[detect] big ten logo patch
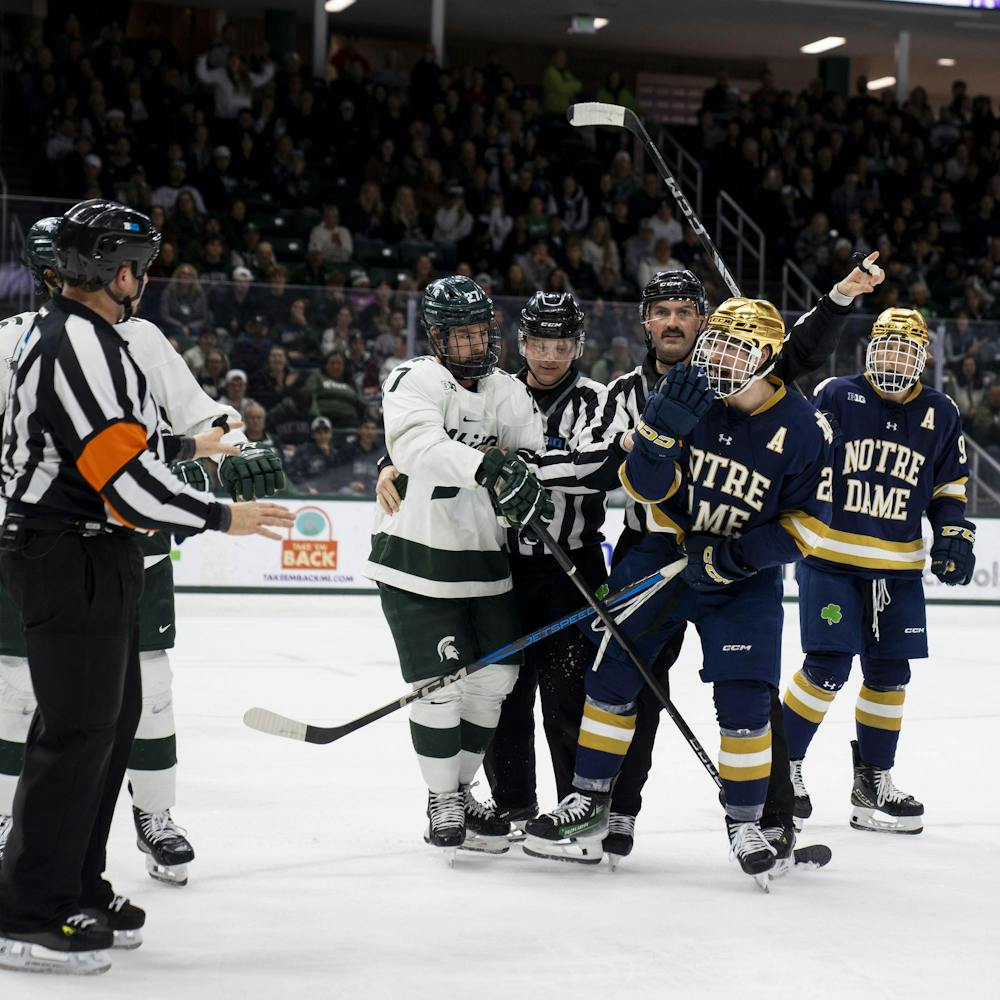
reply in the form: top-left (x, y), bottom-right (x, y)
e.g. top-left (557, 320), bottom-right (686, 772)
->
top-left (281, 507), bottom-right (338, 570)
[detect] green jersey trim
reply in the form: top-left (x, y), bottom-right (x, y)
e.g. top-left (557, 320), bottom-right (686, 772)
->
top-left (369, 532), bottom-right (510, 584)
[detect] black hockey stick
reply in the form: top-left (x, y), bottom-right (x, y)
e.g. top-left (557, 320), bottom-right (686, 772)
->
top-left (243, 559), bottom-right (686, 745)
top-left (567, 102), bottom-right (741, 299)
top-left (529, 521), bottom-right (722, 789)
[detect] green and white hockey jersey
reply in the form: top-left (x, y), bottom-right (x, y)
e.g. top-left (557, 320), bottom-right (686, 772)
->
top-left (366, 356), bottom-right (545, 598)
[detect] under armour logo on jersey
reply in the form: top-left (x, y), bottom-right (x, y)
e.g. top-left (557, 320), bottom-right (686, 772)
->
top-left (436, 636), bottom-right (460, 662)
top-left (886, 420), bottom-right (898, 431)
top-left (718, 433), bottom-right (733, 446)
top-left (822, 679), bottom-right (837, 689)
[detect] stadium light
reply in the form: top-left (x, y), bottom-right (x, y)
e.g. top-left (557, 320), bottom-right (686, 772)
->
top-left (800, 36), bottom-right (846, 54)
top-left (324, 0), bottom-right (356, 11)
top-left (569, 15), bottom-right (609, 33)
top-left (937, 57), bottom-right (957, 66)
top-left (867, 76), bottom-right (896, 90)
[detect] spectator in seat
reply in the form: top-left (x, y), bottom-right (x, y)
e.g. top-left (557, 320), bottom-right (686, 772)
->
top-left (383, 184), bottom-right (426, 242)
top-left (213, 265), bottom-right (259, 340)
top-left (243, 400), bottom-right (282, 452)
top-left (335, 418), bottom-right (383, 495)
top-left (555, 175), bottom-right (590, 235)
top-left (160, 263), bottom-right (212, 341)
top-left (152, 160), bottom-right (206, 213)
top-left (591, 336), bottom-right (634, 386)
top-left (250, 345), bottom-right (300, 411)
top-left (183, 327), bottom-right (219, 377)
top-left (795, 211), bottom-right (834, 280)
top-left (231, 312), bottom-right (273, 374)
top-left (268, 386), bottom-right (315, 450)
top-left (562, 238), bottom-right (597, 298)
top-left (971, 383), bottom-right (1000, 448)
top-left (645, 199), bottom-right (683, 246)
top-left (276, 297), bottom-right (320, 365)
top-left (288, 416), bottom-right (342, 493)
top-left (306, 351), bottom-right (367, 428)
top-left (221, 368), bottom-right (255, 419)
top-left (168, 189), bottom-right (206, 263)
top-left (195, 48), bottom-right (275, 120)
top-left (945, 355), bottom-right (989, 430)
top-left (308, 204), bottom-right (354, 263)
top-left (541, 48), bottom-right (581, 116)
top-left (582, 215), bottom-right (621, 281)
top-left (197, 348), bottom-right (229, 400)
top-left (637, 238), bottom-right (683, 291)
top-left (433, 185), bottom-right (474, 244)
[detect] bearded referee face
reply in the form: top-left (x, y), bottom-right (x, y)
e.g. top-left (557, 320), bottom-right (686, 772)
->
top-left (643, 299), bottom-right (704, 367)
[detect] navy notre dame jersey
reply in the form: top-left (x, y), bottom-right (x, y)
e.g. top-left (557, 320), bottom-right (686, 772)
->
top-left (803, 374), bottom-right (969, 579)
top-left (621, 376), bottom-right (836, 570)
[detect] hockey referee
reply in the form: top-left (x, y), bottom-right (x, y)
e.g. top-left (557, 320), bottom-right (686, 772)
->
top-left (0, 200), bottom-right (292, 976)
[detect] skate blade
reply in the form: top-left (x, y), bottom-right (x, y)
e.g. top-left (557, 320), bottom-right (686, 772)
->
top-left (0, 939), bottom-right (112, 975)
top-left (459, 834), bottom-right (510, 855)
top-left (753, 874), bottom-right (770, 893)
top-left (850, 808), bottom-right (923, 835)
top-left (767, 857), bottom-right (792, 880)
top-left (606, 852), bottom-right (626, 872)
top-left (792, 816), bottom-right (804, 833)
top-left (145, 856), bottom-right (189, 887)
top-left (522, 835), bottom-right (603, 865)
top-left (112, 929), bottom-right (143, 950)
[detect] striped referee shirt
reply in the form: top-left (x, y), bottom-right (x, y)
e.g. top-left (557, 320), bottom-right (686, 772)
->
top-left (1, 295), bottom-right (228, 535)
top-left (512, 365), bottom-right (610, 556)
top-left (571, 290), bottom-right (856, 538)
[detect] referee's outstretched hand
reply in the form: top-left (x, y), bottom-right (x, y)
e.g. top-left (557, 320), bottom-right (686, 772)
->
top-left (226, 501), bottom-right (295, 540)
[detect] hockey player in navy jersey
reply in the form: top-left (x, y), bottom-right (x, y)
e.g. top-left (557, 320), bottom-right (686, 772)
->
top-left (524, 299), bottom-right (835, 885)
top-left (782, 308), bottom-right (974, 835)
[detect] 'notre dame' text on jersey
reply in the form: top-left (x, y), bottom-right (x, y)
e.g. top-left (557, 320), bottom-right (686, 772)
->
top-left (804, 374), bottom-right (969, 578)
top-left (366, 356), bottom-right (545, 598)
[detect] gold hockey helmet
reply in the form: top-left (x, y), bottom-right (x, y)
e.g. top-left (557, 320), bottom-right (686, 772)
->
top-left (866, 307), bottom-right (929, 393)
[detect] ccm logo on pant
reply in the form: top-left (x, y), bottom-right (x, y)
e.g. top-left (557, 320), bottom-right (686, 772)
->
top-left (903, 627), bottom-right (925, 634)
top-left (722, 644), bottom-right (753, 651)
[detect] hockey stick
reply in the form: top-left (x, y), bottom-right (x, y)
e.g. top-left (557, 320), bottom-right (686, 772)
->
top-left (567, 102), bottom-right (741, 298)
top-left (243, 560), bottom-right (686, 745)
top-left (529, 521), bottom-right (722, 789)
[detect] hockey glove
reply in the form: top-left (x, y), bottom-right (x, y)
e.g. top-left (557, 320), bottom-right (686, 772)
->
top-left (170, 459), bottom-right (210, 494)
top-left (476, 448), bottom-right (554, 530)
top-left (634, 365), bottom-right (715, 463)
top-left (682, 534), bottom-right (756, 592)
top-left (930, 521), bottom-right (976, 586)
top-left (219, 443), bottom-right (286, 500)
top-left (819, 409), bottom-right (843, 449)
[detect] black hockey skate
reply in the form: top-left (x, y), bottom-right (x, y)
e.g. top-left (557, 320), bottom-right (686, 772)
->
top-left (460, 785), bottom-right (511, 855)
top-left (762, 822), bottom-right (832, 878)
top-left (726, 816), bottom-right (777, 891)
top-left (134, 807), bottom-right (195, 886)
top-left (0, 813), bottom-right (11, 863)
top-left (495, 800), bottom-right (538, 842)
top-left (849, 740), bottom-right (923, 834)
top-left (603, 813), bottom-right (635, 872)
top-left (0, 912), bottom-right (113, 975)
top-left (424, 790), bottom-right (465, 863)
top-left (87, 896), bottom-right (145, 950)
top-left (522, 790), bottom-right (609, 865)
top-left (789, 759), bottom-right (812, 831)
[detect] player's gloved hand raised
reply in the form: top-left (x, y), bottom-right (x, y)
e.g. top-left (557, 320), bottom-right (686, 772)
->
top-left (476, 448), bottom-right (554, 530)
top-left (930, 521), bottom-right (976, 585)
top-left (219, 443), bottom-right (286, 500)
top-left (170, 459), bottom-right (210, 493)
top-left (682, 534), bottom-right (756, 592)
top-left (634, 364), bottom-right (715, 462)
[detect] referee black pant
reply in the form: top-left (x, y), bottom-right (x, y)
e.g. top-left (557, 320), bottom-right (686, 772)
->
top-left (608, 528), bottom-right (794, 827)
top-left (485, 544), bottom-right (608, 810)
top-left (0, 529), bottom-right (143, 930)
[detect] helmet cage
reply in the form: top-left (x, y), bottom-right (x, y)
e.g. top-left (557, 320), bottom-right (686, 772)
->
top-left (691, 328), bottom-right (766, 399)
top-left (865, 334), bottom-right (927, 393)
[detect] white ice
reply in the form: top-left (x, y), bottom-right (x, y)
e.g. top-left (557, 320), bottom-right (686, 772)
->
top-left (11, 595), bottom-right (999, 1000)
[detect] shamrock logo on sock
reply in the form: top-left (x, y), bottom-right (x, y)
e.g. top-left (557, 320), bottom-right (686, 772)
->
top-left (820, 603), bottom-right (843, 625)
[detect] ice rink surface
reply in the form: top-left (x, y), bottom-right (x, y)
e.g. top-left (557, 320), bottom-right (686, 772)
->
top-left (12, 594), bottom-right (999, 1000)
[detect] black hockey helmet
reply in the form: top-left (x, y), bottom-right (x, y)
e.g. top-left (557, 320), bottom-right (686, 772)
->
top-left (22, 216), bottom-right (60, 296)
top-left (639, 269), bottom-right (707, 320)
top-left (518, 291), bottom-right (585, 356)
top-left (55, 199), bottom-right (162, 319)
top-left (420, 275), bottom-right (500, 381)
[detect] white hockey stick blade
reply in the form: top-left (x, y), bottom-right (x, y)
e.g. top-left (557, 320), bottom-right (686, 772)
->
top-left (567, 102), bottom-right (627, 128)
top-left (243, 707), bottom-right (308, 742)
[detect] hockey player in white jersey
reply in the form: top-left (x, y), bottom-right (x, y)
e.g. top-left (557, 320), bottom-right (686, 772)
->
top-left (0, 217), bottom-right (286, 886)
top-left (365, 275), bottom-right (552, 858)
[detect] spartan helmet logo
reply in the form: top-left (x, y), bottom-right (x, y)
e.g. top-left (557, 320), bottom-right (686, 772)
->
top-left (436, 636), bottom-right (460, 662)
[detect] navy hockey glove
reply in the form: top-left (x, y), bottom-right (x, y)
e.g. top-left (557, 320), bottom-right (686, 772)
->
top-left (682, 534), bottom-right (756, 592)
top-left (220, 443), bottom-right (286, 500)
top-left (170, 459), bottom-right (210, 493)
top-left (476, 448), bottom-right (554, 530)
top-left (634, 365), bottom-right (715, 462)
top-left (930, 521), bottom-right (976, 585)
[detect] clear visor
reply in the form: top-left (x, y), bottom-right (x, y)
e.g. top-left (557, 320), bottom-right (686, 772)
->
top-left (865, 334), bottom-right (926, 393)
top-left (518, 333), bottom-right (583, 361)
top-left (690, 329), bottom-right (763, 399)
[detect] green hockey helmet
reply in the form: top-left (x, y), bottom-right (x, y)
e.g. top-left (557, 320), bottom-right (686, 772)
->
top-left (420, 275), bottom-right (500, 380)
top-left (22, 216), bottom-right (61, 295)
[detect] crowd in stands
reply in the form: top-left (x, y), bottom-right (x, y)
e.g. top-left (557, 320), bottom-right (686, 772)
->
top-left (4, 14), bottom-right (1000, 468)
